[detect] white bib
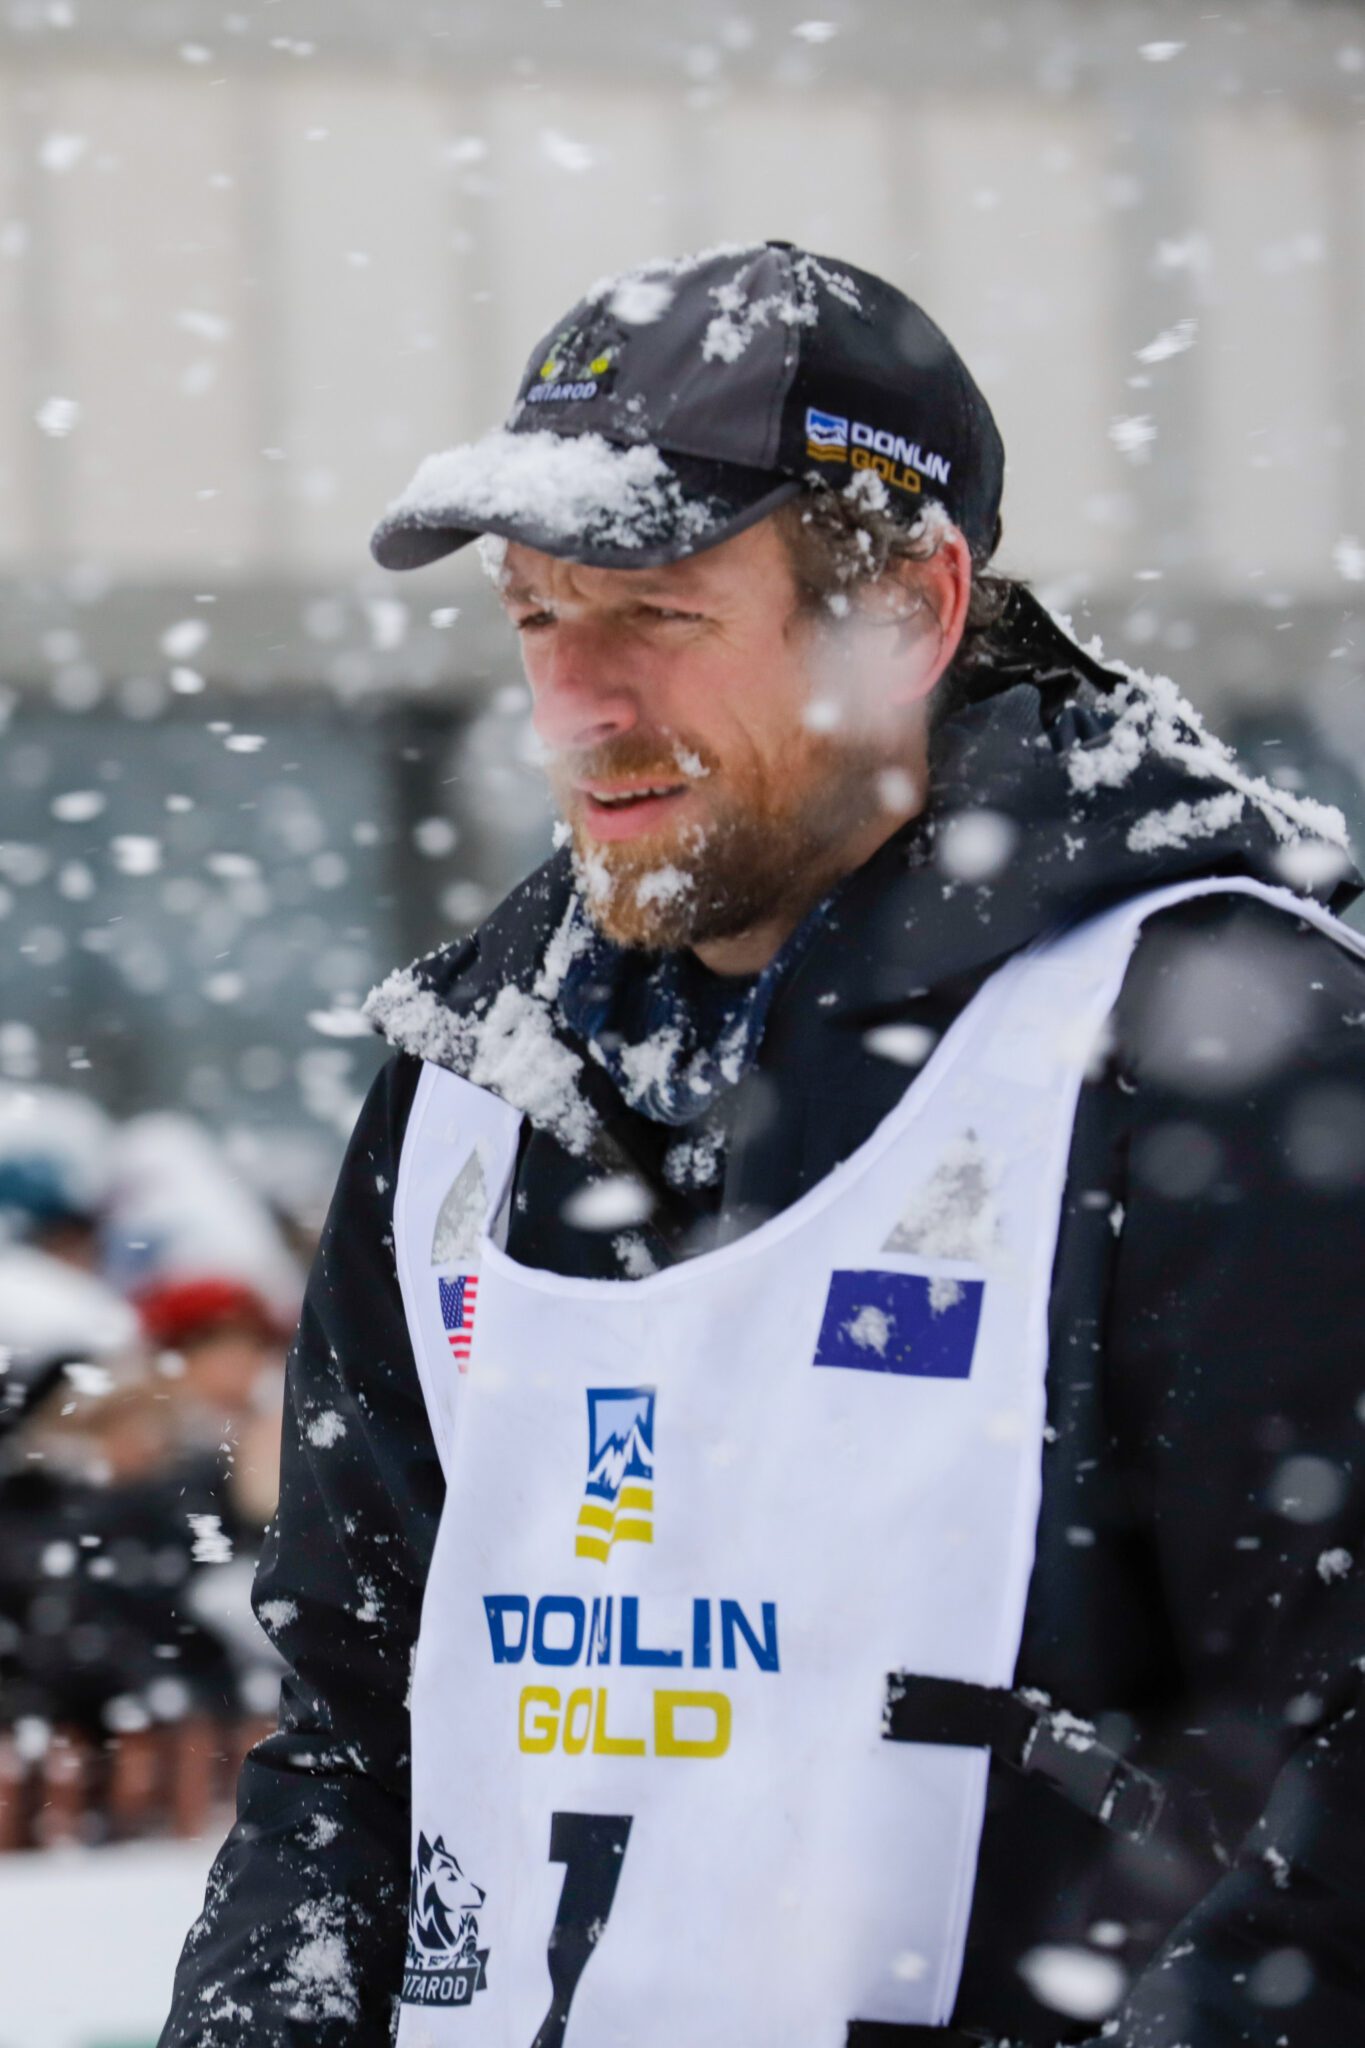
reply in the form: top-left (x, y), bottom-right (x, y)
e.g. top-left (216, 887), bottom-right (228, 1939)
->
top-left (390, 879), bottom-right (1363, 2048)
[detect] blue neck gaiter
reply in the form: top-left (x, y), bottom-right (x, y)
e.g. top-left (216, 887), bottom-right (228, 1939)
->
top-left (555, 891), bottom-right (832, 1127)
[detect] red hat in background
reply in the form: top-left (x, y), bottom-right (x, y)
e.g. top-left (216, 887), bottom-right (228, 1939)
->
top-left (132, 1275), bottom-right (292, 1350)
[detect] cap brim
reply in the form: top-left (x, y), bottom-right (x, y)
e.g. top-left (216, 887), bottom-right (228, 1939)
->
top-left (370, 428), bottom-right (801, 573)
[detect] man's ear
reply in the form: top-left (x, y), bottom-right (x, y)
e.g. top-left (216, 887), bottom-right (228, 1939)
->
top-left (871, 530), bottom-right (973, 707)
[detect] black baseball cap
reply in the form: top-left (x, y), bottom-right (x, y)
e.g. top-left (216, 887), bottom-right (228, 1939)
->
top-left (370, 241), bottom-right (1007, 574)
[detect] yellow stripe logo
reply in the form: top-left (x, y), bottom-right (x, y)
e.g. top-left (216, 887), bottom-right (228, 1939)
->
top-left (577, 1390), bottom-right (655, 1564)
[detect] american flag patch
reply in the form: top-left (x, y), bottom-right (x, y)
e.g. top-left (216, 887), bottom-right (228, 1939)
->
top-left (438, 1273), bottom-right (479, 1372)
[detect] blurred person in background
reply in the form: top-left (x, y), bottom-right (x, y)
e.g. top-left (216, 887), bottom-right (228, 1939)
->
top-left (0, 1099), bottom-right (296, 1851)
top-left (162, 246), bottom-right (1365, 2048)
top-left (0, 1082), bottom-right (115, 1272)
top-left (104, 1107), bottom-right (298, 1558)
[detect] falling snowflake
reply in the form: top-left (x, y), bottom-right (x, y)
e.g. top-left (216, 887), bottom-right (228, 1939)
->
top-left (35, 396), bottom-right (80, 437)
top-left (539, 129), bottom-right (595, 173)
top-left (1135, 318), bottom-right (1197, 365)
top-left (1332, 536), bottom-right (1365, 583)
top-left (1109, 415), bottom-right (1157, 465)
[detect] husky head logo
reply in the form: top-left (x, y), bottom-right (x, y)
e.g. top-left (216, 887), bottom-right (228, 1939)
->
top-left (407, 1833), bottom-right (486, 1964)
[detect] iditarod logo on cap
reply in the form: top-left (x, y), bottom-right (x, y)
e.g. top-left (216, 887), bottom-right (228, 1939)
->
top-left (576, 1387), bottom-right (655, 1562)
top-left (402, 1833), bottom-right (490, 2008)
top-left (525, 326), bottom-right (620, 406)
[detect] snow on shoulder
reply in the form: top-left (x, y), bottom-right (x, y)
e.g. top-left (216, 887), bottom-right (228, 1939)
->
top-left (363, 901), bottom-right (598, 1158)
top-left (1053, 615), bottom-right (1351, 865)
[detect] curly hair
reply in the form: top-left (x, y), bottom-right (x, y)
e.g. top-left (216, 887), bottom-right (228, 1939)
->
top-left (773, 481), bottom-right (1033, 727)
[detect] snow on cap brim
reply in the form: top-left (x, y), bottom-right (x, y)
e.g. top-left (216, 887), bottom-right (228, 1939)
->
top-left (370, 427), bottom-right (800, 572)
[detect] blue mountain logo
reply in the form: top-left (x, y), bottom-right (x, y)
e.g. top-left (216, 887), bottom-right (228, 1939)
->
top-left (805, 406), bottom-right (849, 459)
top-left (577, 1388), bottom-right (655, 1562)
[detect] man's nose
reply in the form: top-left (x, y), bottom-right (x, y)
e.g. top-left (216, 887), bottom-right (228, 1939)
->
top-left (527, 621), bottom-right (641, 753)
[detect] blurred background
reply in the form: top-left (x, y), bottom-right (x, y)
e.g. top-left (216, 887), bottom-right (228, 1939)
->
top-left (4, 0), bottom-right (1365, 2041)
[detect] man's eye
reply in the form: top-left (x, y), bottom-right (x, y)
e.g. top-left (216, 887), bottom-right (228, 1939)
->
top-left (513, 611), bottom-right (556, 632)
top-left (640, 606), bottom-right (701, 624)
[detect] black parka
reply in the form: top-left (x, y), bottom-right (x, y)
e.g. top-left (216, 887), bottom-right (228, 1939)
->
top-left (160, 651), bottom-right (1365, 2048)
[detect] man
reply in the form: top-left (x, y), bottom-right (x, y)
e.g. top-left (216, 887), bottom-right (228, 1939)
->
top-left (161, 244), bottom-right (1365, 2047)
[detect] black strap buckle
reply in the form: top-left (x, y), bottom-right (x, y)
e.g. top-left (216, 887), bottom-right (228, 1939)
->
top-left (883, 1671), bottom-right (1166, 1845)
top-left (1020, 1702), bottom-right (1166, 1842)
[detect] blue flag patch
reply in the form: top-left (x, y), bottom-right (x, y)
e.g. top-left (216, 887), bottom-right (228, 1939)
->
top-left (813, 1269), bottom-right (984, 1379)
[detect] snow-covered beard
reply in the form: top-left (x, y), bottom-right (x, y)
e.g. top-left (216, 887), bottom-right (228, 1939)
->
top-left (551, 726), bottom-right (893, 953)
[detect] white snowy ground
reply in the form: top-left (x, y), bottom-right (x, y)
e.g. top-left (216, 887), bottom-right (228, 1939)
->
top-left (0, 1837), bottom-right (215, 2048)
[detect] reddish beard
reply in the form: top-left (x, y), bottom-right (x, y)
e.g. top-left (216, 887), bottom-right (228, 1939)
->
top-left (548, 727), bottom-right (888, 952)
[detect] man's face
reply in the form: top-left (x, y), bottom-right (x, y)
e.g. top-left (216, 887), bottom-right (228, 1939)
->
top-left (499, 517), bottom-right (931, 954)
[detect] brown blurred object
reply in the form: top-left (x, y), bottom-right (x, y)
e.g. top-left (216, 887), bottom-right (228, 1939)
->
top-left (0, 1732), bottom-right (29, 1852)
top-left (29, 1378), bottom-right (181, 1486)
top-left (0, 1714), bottom-right (277, 1852)
top-left (27, 1292), bottom-right (287, 1512)
top-left (33, 1727), bottom-right (96, 1847)
top-left (234, 1403), bottom-right (285, 1527)
top-left (182, 1323), bottom-right (278, 1417)
top-left (28, 1213), bottom-right (102, 1273)
top-left (106, 1724), bottom-right (162, 1834)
